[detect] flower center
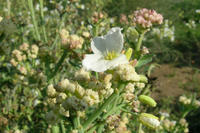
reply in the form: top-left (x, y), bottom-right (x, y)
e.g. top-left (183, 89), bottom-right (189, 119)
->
top-left (104, 51), bottom-right (118, 60)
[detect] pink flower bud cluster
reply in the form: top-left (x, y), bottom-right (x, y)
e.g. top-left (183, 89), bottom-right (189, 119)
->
top-left (120, 14), bottom-right (128, 24)
top-left (133, 8), bottom-right (163, 28)
top-left (92, 12), bottom-right (104, 23)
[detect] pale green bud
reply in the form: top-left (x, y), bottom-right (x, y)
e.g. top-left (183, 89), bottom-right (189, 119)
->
top-left (139, 75), bottom-right (148, 83)
top-left (138, 95), bottom-right (157, 107)
top-left (139, 113), bottom-right (160, 129)
top-left (125, 48), bottom-right (133, 61)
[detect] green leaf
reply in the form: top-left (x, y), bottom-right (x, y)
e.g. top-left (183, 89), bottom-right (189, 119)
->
top-left (136, 54), bottom-right (154, 68)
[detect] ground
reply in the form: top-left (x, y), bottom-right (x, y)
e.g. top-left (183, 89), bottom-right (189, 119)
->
top-left (151, 64), bottom-right (200, 100)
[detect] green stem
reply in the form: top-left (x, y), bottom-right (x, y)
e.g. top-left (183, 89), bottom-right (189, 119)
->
top-left (51, 125), bottom-right (60, 133)
top-left (138, 123), bottom-right (143, 133)
top-left (6, 0), bottom-right (11, 17)
top-left (136, 32), bottom-right (145, 52)
top-left (73, 116), bottom-right (83, 133)
top-left (97, 124), bottom-right (104, 133)
top-left (39, 0), bottom-right (48, 43)
top-left (51, 13), bottom-right (67, 49)
top-left (87, 122), bottom-right (102, 133)
top-left (102, 100), bottom-right (124, 119)
top-left (181, 109), bottom-right (190, 118)
top-left (82, 84), bottom-right (125, 130)
top-left (48, 50), bottom-right (68, 81)
top-left (60, 120), bottom-right (66, 133)
top-left (28, 0), bottom-right (41, 41)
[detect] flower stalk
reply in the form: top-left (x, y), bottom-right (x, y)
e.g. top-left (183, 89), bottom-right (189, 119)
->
top-left (39, 0), bottom-right (48, 43)
top-left (82, 83), bottom-right (125, 130)
top-left (60, 120), bottom-right (66, 133)
top-left (51, 124), bottom-right (60, 133)
top-left (48, 50), bottom-right (68, 81)
top-left (136, 31), bottom-right (145, 52)
top-left (28, 0), bottom-right (41, 41)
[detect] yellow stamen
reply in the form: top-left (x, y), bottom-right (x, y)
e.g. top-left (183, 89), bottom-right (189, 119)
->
top-left (104, 51), bottom-right (118, 60)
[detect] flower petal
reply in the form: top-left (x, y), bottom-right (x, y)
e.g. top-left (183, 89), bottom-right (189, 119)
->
top-left (91, 27), bottom-right (124, 55)
top-left (106, 54), bottom-right (128, 69)
top-left (82, 54), bottom-right (128, 72)
top-left (82, 54), bottom-right (108, 72)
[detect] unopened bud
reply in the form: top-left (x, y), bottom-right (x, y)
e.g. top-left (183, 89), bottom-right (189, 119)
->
top-left (125, 48), bottom-right (133, 61)
top-left (139, 113), bottom-right (160, 129)
top-left (139, 75), bottom-right (148, 83)
top-left (139, 95), bottom-right (157, 107)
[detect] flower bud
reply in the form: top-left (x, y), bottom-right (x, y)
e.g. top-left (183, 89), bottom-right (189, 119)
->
top-left (139, 113), bottom-right (160, 129)
top-left (125, 48), bottom-right (133, 61)
top-left (139, 75), bottom-right (148, 83)
top-left (0, 16), bottom-right (3, 22)
top-left (47, 84), bottom-right (57, 97)
top-left (138, 95), bottom-right (157, 107)
top-left (57, 79), bottom-right (70, 91)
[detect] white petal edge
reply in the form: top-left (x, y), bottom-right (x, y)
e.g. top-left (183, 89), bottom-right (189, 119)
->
top-left (82, 54), bottom-right (108, 72)
top-left (91, 27), bottom-right (124, 55)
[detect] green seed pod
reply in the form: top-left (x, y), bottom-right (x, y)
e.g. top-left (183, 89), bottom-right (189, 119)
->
top-left (139, 95), bottom-right (157, 107)
top-left (139, 113), bottom-right (160, 129)
top-left (125, 48), bottom-right (133, 61)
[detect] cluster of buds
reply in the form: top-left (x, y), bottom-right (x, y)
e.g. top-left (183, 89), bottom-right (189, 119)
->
top-left (60, 29), bottom-right (84, 49)
top-left (141, 46), bottom-right (149, 55)
top-left (160, 117), bottom-right (189, 133)
top-left (46, 68), bottom-right (104, 123)
top-left (119, 14), bottom-right (128, 24)
top-left (94, 73), bottom-right (114, 99)
top-left (106, 115), bottom-right (130, 133)
top-left (113, 63), bottom-right (147, 84)
top-left (11, 49), bottom-right (26, 66)
top-left (161, 119), bottom-right (177, 131)
top-left (179, 95), bottom-right (200, 107)
top-left (92, 12), bottom-right (104, 23)
top-left (82, 31), bottom-right (90, 38)
top-left (132, 8), bottom-right (163, 29)
top-left (179, 118), bottom-right (189, 133)
top-left (10, 43), bottom-right (39, 75)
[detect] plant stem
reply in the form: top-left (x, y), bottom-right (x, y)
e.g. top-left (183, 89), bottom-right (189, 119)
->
top-left (181, 109), bottom-right (190, 118)
top-left (136, 32), bottom-right (145, 52)
top-left (87, 122), bottom-right (102, 133)
top-left (28, 0), bottom-right (41, 41)
top-left (60, 120), bottom-right (66, 133)
top-left (82, 93), bottom-right (118, 130)
top-left (51, 13), bottom-right (67, 49)
top-left (51, 125), bottom-right (60, 133)
top-left (102, 98), bottom-right (123, 119)
top-left (48, 50), bottom-right (68, 81)
top-left (39, 0), bottom-right (48, 43)
top-left (73, 116), bottom-right (83, 133)
top-left (97, 124), bottom-right (104, 133)
top-left (82, 84), bottom-right (125, 130)
top-left (138, 123), bottom-right (143, 133)
top-left (6, 0), bottom-right (11, 17)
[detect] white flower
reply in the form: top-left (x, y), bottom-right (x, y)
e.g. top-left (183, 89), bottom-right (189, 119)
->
top-left (82, 27), bottom-right (128, 72)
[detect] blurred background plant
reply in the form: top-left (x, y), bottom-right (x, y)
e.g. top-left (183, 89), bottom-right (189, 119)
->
top-left (0, 0), bottom-right (200, 133)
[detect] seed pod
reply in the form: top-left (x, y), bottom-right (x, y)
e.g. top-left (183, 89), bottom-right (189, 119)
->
top-left (138, 95), bottom-right (157, 107)
top-left (139, 113), bottom-right (160, 129)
